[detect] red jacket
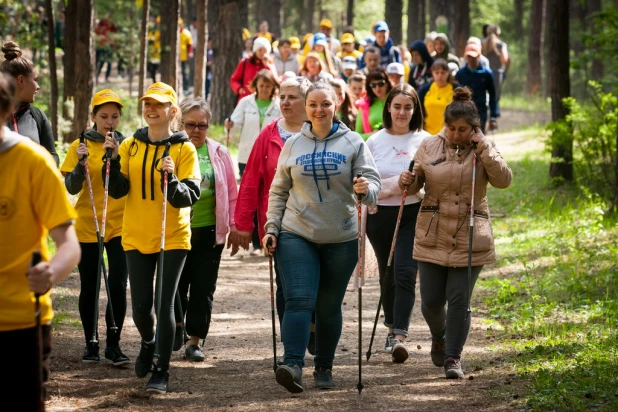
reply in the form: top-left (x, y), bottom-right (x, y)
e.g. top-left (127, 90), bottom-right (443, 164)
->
top-left (229, 56), bottom-right (277, 104)
top-left (234, 119), bottom-right (284, 239)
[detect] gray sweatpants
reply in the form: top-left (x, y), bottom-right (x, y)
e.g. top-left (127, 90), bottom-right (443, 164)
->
top-left (419, 262), bottom-right (483, 359)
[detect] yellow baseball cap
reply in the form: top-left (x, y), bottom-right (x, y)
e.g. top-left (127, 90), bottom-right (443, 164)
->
top-left (341, 33), bottom-right (355, 44)
top-left (140, 82), bottom-right (177, 106)
top-left (91, 89), bottom-right (123, 110)
top-left (319, 19), bottom-right (333, 29)
top-left (289, 36), bottom-right (301, 49)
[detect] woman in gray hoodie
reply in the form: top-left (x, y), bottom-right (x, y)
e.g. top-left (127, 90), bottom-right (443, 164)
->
top-left (263, 80), bottom-right (380, 393)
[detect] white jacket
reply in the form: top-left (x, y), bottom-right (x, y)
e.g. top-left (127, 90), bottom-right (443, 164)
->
top-left (230, 94), bottom-right (281, 163)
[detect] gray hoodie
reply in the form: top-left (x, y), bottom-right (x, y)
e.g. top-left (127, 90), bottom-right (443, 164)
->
top-left (273, 50), bottom-right (300, 76)
top-left (265, 121), bottom-right (380, 243)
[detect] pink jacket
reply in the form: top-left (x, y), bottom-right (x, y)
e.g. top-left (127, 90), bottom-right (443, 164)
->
top-left (234, 118), bottom-right (284, 239)
top-left (205, 138), bottom-right (238, 244)
top-left (355, 97), bottom-right (372, 134)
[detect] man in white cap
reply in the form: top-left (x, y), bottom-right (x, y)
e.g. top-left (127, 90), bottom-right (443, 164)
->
top-left (341, 55), bottom-right (358, 82)
top-left (386, 62), bottom-right (405, 86)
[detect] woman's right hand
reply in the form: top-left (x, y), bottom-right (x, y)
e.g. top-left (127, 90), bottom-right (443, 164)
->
top-left (398, 170), bottom-right (416, 191)
top-left (262, 234), bottom-right (277, 256)
top-left (224, 118), bottom-right (234, 130)
top-left (102, 133), bottom-right (119, 160)
top-left (76, 143), bottom-right (89, 165)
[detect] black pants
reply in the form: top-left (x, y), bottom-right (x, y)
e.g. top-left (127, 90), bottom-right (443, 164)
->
top-left (78, 236), bottom-right (128, 347)
top-left (126, 249), bottom-right (187, 370)
top-left (177, 226), bottom-right (224, 339)
top-left (0, 325), bottom-right (52, 411)
top-left (238, 162), bottom-right (262, 250)
top-left (366, 202), bottom-right (420, 337)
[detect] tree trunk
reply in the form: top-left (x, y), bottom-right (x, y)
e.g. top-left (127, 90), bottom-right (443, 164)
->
top-left (64, 0), bottom-right (94, 142)
top-left (44, 0), bottom-right (58, 141)
top-left (407, 0), bottom-right (426, 45)
top-left (185, 0), bottom-right (194, 23)
top-left (256, 0), bottom-right (282, 38)
top-left (385, 0), bottom-right (403, 45)
top-left (138, 0), bottom-right (150, 116)
top-left (62, 0), bottom-right (77, 141)
top-left (160, 0), bottom-right (181, 93)
top-left (514, 0), bottom-right (525, 39)
top-left (429, 0), bottom-right (454, 42)
top-left (208, 0), bottom-right (247, 123)
top-left (347, 0), bottom-right (354, 27)
top-left (526, 0), bottom-right (544, 95)
top-left (193, 0), bottom-right (208, 98)
top-left (304, 0), bottom-right (315, 34)
top-left (586, 0), bottom-right (604, 80)
top-left (453, 0), bottom-right (469, 56)
top-left (239, 0), bottom-right (249, 30)
top-left (548, 0), bottom-right (572, 181)
top-left (128, 4), bottom-right (136, 96)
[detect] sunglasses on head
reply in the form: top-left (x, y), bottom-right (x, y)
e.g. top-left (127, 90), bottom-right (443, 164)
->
top-left (370, 80), bottom-right (387, 89)
top-left (184, 123), bottom-right (209, 131)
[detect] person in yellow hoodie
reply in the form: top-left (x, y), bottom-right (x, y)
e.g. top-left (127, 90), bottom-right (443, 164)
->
top-left (60, 89), bottom-right (130, 366)
top-left (0, 72), bottom-right (80, 411)
top-left (103, 82), bottom-right (201, 394)
top-left (147, 16), bottom-right (161, 82)
top-left (179, 18), bottom-right (194, 94)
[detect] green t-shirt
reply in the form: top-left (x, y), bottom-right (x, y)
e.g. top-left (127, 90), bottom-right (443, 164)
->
top-left (192, 143), bottom-right (216, 228)
top-left (256, 99), bottom-right (271, 128)
top-left (356, 99), bottom-right (386, 141)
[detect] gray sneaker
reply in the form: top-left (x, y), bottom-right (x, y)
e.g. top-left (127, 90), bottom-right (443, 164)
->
top-left (185, 344), bottom-right (205, 362)
top-left (313, 368), bottom-right (335, 389)
top-left (444, 357), bottom-right (464, 379)
top-left (391, 339), bottom-right (409, 363)
top-left (275, 364), bottom-right (304, 393)
top-left (384, 333), bottom-right (395, 352)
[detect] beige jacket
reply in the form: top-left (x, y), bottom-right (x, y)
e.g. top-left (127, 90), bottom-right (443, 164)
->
top-left (409, 130), bottom-right (512, 267)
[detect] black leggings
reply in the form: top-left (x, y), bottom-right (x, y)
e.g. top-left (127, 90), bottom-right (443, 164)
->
top-left (126, 249), bottom-right (187, 370)
top-left (366, 203), bottom-right (420, 337)
top-left (78, 237), bottom-right (128, 347)
top-left (177, 226), bottom-right (224, 340)
top-left (238, 162), bottom-right (262, 250)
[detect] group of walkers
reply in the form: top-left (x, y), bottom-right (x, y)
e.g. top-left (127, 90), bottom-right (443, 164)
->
top-left (1, 14), bottom-right (513, 407)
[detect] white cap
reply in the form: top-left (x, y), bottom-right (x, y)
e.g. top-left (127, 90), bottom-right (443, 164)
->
top-left (253, 37), bottom-right (272, 53)
top-left (342, 56), bottom-right (357, 70)
top-left (386, 62), bottom-right (404, 75)
top-left (282, 71), bottom-right (297, 81)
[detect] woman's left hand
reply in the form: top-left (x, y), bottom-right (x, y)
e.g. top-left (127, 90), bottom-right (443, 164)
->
top-left (471, 127), bottom-right (484, 143)
top-left (161, 156), bottom-right (175, 174)
top-left (353, 175), bottom-right (368, 196)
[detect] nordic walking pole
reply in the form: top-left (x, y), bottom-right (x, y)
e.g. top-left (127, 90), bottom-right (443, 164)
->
top-left (154, 142), bottom-right (171, 353)
top-left (366, 159), bottom-right (415, 361)
top-left (29, 251), bottom-right (44, 412)
top-left (466, 144), bottom-right (478, 320)
top-left (80, 132), bottom-right (102, 346)
top-left (225, 127), bottom-right (230, 147)
top-left (100, 130), bottom-right (118, 335)
top-left (266, 237), bottom-right (277, 373)
top-left (355, 171), bottom-right (365, 394)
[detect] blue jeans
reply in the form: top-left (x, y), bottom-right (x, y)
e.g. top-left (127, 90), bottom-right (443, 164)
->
top-left (275, 232), bottom-right (357, 370)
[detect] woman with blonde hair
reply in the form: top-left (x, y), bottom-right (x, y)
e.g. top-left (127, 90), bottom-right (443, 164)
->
top-left (300, 52), bottom-right (331, 83)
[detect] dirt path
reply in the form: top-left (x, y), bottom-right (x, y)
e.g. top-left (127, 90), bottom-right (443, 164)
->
top-left (46, 130), bottom-right (537, 411)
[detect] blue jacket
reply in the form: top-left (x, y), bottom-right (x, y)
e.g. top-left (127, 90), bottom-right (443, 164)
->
top-left (455, 65), bottom-right (499, 118)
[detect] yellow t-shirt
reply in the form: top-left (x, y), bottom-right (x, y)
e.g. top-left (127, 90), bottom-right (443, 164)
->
top-left (118, 136), bottom-right (200, 254)
top-left (148, 30), bottom-right (161, 63)
top-left (424, 82), bottom-right (454, 135)
top-left (0, 133), bottom-right (77, 331)
top-left (336, 49), bottom-right (362, 60)
top-left (60, 136), bottom-right (126, 243)
top-left (179, 28), bottom-right (193, 62)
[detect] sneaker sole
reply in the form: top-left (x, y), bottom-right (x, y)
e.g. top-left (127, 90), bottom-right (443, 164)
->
top-left (108, 359), bottom-right (131, 366)
top-left (315, 381), bottom-right (335, 390)
top-left (275, 368), bottom-right (304, 394)
top-left (146, 386), bottom-right (167, 394)
top-left (391, 346), bottom-right (409, 363)
top-left (186, 355), bottom-right (205, 362)
top-left (81, 359), bottom-right (100, 364)
top-left (445, 370), bottom-right (464, 379)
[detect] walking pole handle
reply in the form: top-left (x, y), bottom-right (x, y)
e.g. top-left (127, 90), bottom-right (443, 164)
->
top-left (266, 237), bottom-right (273, 248)
top-left (163, 142), bottom-right (171, 158)
top-left (105, 130), bottom-right (115, 159)
top-left (355, 171), bottom-right (363, 200)
top-left (407, 159), bottom-right (415, 174)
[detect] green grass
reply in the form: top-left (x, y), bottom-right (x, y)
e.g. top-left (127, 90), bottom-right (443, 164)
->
top-left (477, 130), bottom-right (618, 411)
top-left (499, 94), bottom-right (552, 113)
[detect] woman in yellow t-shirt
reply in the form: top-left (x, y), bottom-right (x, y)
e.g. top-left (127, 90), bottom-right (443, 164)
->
top-left (60, 89), bottom-right (129, 366)
top-left (103, 82), bottom-right (200, 394)
top-left (0, 72), bottom-right (80, 411)
top-left (418, 58), bottom-right (460, 135)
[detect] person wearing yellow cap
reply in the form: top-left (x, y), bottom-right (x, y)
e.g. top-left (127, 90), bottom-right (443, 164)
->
top-left (102, 82), bottom-right (201, 394)
top-left (318, 18), bottom-right (340, 55)
top-left (60, 89), bottom-right (129, 366)
top-left (337, 33), bottom-right (362, 60)
top-left (288, 36), bottom-right (303, 65)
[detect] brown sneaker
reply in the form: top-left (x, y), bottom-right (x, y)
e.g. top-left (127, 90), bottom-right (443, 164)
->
top-left (444, 357), bottom-right (464, 379)
top-left (431, 339), bottom-right (445, 367)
